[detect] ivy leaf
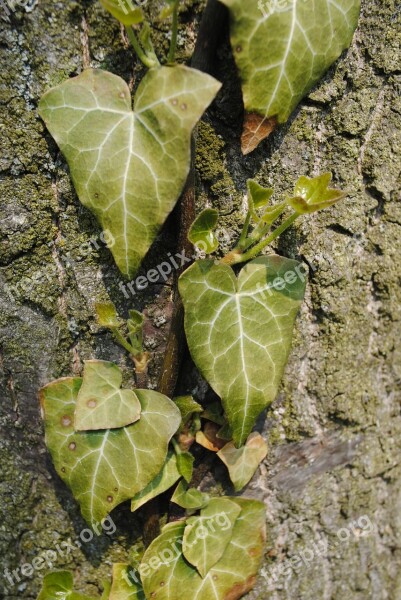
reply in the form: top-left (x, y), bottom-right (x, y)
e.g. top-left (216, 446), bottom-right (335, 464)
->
top-left (182, 498), bottom-right (241, 577)
top-left (39, 67), bottom-right (221, 277)
top-left (109, 564), bottom-right (145, 599)
top-left (176, 451), bottom-right (195, 483)
top-left (37, 571), bottom-right (98, 600)
top-left (40, 378), bottom-right (181, 525)
top-left (217, 432), bottom-right (267, 491)
top-left (131, 450), bottom-right (181, 513)
top-left (74, 360), bottom-right (141, 431)
top-left (99, 0), bottom-right (144, 26)
top-left (174, 395), bottom-right (203, 431)
top-left (141, 498), bottom-right (266, 599)
top-left (127, 310), bottom-right (145, 354)
top-left (288, 172), bottom-right (347, 214)
top-left (179, 256), bottom-right (306, 446)
top-left (171, 480), bottom-right (210, 511)
top-left (188, 209), bottom-right (219, 253)
top-left (95, 302), bottom-right (120, 328)
top-left (221, 0), bottom-right (360, 153)
top-left (247, 180), bottom-right (273, 212)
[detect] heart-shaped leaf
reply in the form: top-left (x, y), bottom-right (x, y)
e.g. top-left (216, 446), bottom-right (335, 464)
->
top-left (220, 0), bottom-right (360, 153)
top-left (171, 481), bottom-right (210, 511)
top-left (37, 571), bottom-right (99, 600)
top-left (109, 564), bottom-right (145, 599)
top-left (179, 256), bottom-right (306, 446)
top-left (130, 450), bottom-right (181, 513)
top-left (39, 66), bottom-right (221, 277)
top-left (217, 432), bottom-right (267, 491)
top-left (188, 208), bottom-right (219, 253)
top-left (288, 172), bottom-right (347, 214)
top-left (140, 498), bottom-right (266, 599)
top-left (40, 378), bottom-right (181, 525)
top-left (182, 498), bottom-right (241, 577)
top-left (74, 360), bottom-right (141, 431)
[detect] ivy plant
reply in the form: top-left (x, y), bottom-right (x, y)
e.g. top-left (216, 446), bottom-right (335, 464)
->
top-left (36, 1), bottom-right (359, 598)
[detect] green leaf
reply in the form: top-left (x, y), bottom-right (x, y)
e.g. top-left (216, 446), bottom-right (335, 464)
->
top-left (37, 571), bottom-right (98, 600)
top-left (221, 0), bottom-right (360, 151)
top-left (217, 432), bottom-right (267, 491)
top-left (95, 302), bottom-right (120, 328)
top-left (171, 480), bottom-right (210, 511)
top-left (174, 395), bottom-right (203, 431)
top-left (39, 67), bottom-right (221, 277)
top-left (201, 401), bottom-right (225, 426)
top-left (288, 172), bottom-right (347, 214)
top-left (179, 255), bottom-right (306, 446)
top-left (141, 498), bottom-right (266, 599)
top-left (176, 451), bottom-right (195, 483)
top-left (127, 310), bottom-right (145, 354)
top-left (40, 378), bottom-right (181, 525)
top-left (74, 360), bottom-right (141, 431)
top-left (99, 0), bottom-right (144, 26)
top-left (182, 498), bottom-right (241, 577)
top-left (247, 180), bottom-right (273, 211)
top-left (188, 209), bottom-right (219, 253)
top-left (109, 563), bottom-right (145, 599)
top-left (130, 450), bottom-right (181, 513)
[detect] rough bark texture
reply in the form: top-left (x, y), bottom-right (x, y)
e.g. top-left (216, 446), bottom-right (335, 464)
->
top-left (0, 1), bottom-right (400, 599)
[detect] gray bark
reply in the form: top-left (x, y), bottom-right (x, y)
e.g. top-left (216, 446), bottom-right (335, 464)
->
top-left (0, 0), bottom-right (400, 598)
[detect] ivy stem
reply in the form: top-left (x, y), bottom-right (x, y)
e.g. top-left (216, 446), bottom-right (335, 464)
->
top-left (125, 26), bottom-right (158, 69)
top-left (167, 1), bottom-right (180, 64)
top-left (110, 327), bottom-right (136, 355)
top-left (236, 210), bottom-right (252, 251)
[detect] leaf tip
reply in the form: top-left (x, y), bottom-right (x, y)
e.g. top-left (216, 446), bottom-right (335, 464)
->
top-left (241, 113), bottom-right (278, 154)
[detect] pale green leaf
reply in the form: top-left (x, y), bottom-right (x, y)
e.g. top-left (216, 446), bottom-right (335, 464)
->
top-left (288, 172), bottom-right (347, 214)
top-left (171, 480), bottom-right (210, 511)
top-left (40, 378), bottom-right (181, 525)
top-left (221, 0), bottom-right (360, 150)
top-left (130, 450), bottom-right (181, 513)
top-left (39, 67), bottom-right (221, 277)
top-left (179, 256), bottom-right (306, 446)
top-left (247, 180), bottom-right (273, 211)
top-left (217, 432), bottom-right (267, 491)
top-left (176, 451), bottom-right (195, 483)
top-left (141, 498), bottom-right (266, 600)
top-left (127, 310), bottom-right (145, 354)
top-left (182, 498), bottom-right (241, 577)
top-left (74, 360), bottom-right (141, 431)
top-left (95, 302), bottom-right (119, 328)
top-left (188, 208), bottom-right (219, 253)
top-left (99, 0), bottom-right (144, 26)
top-left (37, 571), bottom-right (98, 600)
top-left (109, 563), bottom-right (145, 599)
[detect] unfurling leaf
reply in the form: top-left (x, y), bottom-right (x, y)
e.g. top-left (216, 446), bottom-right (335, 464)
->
top-left (221, 0), bottom-right (361, 152)
top-left (141, 498), bottom-right (266, 599)
top-left (74, 360), bottom-right (141, 431)
top-left (188, 208), bottom-right (219, 253)
top-left (37, 571), bottom-right (99, 600)
top-left (39, 67), bottom-right (221, 277)
top-left (99, 0), bottom-right (144, 26)
top-left (217, 432), bottom-right (268, 491)
top-left (131, 450), bottom-right (181, 512)
top-left (179, 256), bottom-right (306, 446)
top-left (127, 310), bottom-right (145, 354)
top-left (171, 480), bottom-right (210, 511)
top-left (288, 172), bottom-right (347, 214)
top-left (40, 378), bottom-right (181, 525)
top-left (109, 564), bottom-right (145, 599)
top-left (182, 498), bottom-right (241, 577)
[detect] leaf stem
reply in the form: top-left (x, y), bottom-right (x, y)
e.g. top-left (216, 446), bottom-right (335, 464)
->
top-left (236, 211), bottom-right (252, 251)
top-left (167, 1), bottom-right (180, 64)
top-left (126, 26), bottom-right (158, 69)
top-left (110, 327), bottom-right (136, 355)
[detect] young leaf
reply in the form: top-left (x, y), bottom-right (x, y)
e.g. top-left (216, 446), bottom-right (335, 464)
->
top-left (176, 451), bottom-right (195, 483)
top-left (74, 360), bottom-right (141, 431)
top-left (109, 563), bottom-right (145, 599)
top-left (174, 395), bottom-right (203, 431)
top-left (40, 378), bottom-right (181, 525)
top-left (217, 432), bottom-right (268, 491)
top-left (141, 498), bottom-right (266, 600)
top-left (95, 302), bottom-right (120, 328)
top-left (99, 0), bottom-right (144, 26)
top-left (127, 310), bottom-right (145, 354)
top-left (188, 208), bottom-right (219, 253)
top-left (247, 180), bottom-right (274, 212)
top-left (179, 256), bottom-right (306, 446)
top-left (288, 172), bottom-right (347, 214)
top-left (39, 67), bottom-right (221, 277)
top-left (131, 450), bottom-right (181, 513)
top-left (37, 571), bottom-right (98, 600)
top-left (201, 401), bottom-right (225, 426)
top-left (182, 498), bottom-right (241, 577)
top-left (171, 480), bottom-right (210, 511)
top-left (221, 0), bottom-right (361, 153)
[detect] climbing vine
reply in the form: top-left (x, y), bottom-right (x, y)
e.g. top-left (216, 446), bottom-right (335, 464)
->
top-left (36, 0), bottom-right (361, 598)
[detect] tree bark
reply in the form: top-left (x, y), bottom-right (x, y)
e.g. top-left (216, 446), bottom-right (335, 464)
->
top-left (0, 1), bottom-right (400, 598)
